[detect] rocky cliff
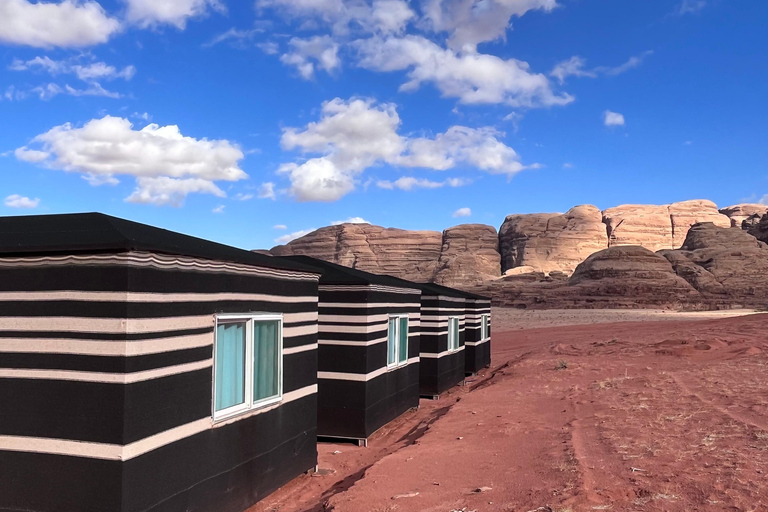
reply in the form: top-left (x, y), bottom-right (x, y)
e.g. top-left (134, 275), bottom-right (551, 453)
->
top-left (268, 199), bottom-right (768, 309)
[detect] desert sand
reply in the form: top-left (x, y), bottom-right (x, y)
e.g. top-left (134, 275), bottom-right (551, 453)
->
top-left (250, 308), bottom-right (767, 512)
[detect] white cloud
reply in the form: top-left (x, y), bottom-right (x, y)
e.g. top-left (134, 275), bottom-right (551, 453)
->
top-left (377, 176), bottom-right (470, 191)
top-left (204, 27), bottom-right (263, 48)
top-left (124, 0), bottom-right (226, 29)
top-left (258, 0), bottom-right (414, 35)
top-left (273, 224), bottom-right (288, 230)
top-left (275, 228), bottom-right (316, 244)
top-left (280, 36), bottom-right (340, 80)
top-left (452, 207), bottom-right (471, 217)
top-left (672, 0), bottom-right (706, 15)
top-left (0, 0), bottom-right (120, 48)
top-left (257, 41), bottom-right (280, 55)
top-left (603, 110), bottom-right (625, 127)
top-left (551, 51), bottom-right (652, 84)
top-left (356, 35), bottom-right (572, 107)
top-left (17, 116), bottom-right (246, 206)
top-left (562, 162), bottom-right (574, 169)
top-left (4, 194), bottom-right (40, 208)
top-left (14, 146), bottom-right (50, 162)
top-left (234, 192), bottom-right (254, 200)
top-left (10, 55), bottom-right (135, 96)
top-left (257, 182), bottom-right (276, 200)
top-left (331, 216), bottom-right (369, 225)
top-left (279, 97), bottom-right (533, 201)
top-left (422, 0), bottom-right (558, 51)
top-left (212, 204), bottom-right (225, 213)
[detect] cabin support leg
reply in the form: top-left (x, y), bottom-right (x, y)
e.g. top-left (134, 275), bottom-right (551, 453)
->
top-left (358, 438), bottom-right (368, 447)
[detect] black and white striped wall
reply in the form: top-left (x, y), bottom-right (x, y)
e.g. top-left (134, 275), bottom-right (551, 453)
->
top-left (315, 284), bottom-right (421, 441)
top-left (464, 297), bottom-right (491, 374)
top-left (418, 286), bottom-right (466, 397)
top-left (0, 251), bottom-right (320, 512)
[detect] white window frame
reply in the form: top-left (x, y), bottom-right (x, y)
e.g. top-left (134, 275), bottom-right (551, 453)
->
top-left (481, 314), bottom-right (490, 340)
top-left (447, 316), bottom-right (460, 352)
top-left (213, 313), bottom-right (284, 422)
top-left (387, 314), bottom-right (409, 369)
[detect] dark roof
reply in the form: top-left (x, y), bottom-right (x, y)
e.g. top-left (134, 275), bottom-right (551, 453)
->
top-left (277, 255), bottom-right (421, 290)
top-left (0, 212), bottom-right (320, 274)
top-left (415, 282), bottom-right (490, 301)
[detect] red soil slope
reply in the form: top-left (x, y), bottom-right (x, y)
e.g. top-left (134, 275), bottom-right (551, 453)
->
top-left (250, 313), bottom-right (768, 512)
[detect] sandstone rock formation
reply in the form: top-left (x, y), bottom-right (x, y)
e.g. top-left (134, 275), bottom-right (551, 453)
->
top-left (668, 200), bottom-right (731, 247)
top-left (271, 223), bottom-right (442, 282)
top-left (498, 205), bottom-right (608, 275)
top-left (602, 204), bottom-right (672, 252)
top-left (719, 204), bottom-right (768, 228)
top-left (748, 213), bottom-right (768, 243)
top-left (432, 224), bottom-right (501, 287)
top-left (662, 222), bottom-right (768, 303)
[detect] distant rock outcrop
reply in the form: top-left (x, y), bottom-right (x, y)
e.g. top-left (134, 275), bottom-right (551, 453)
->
top-left (432, 224), bottom-right (501, 287)
top-left (669, 200), bottom-right (731, 247)
top-left (498, 205), bottom-right (608, 275)
top-left (602, 204), bottom-right (672, 252)
top-left (719, 204), bottom-right (768, 228)
top-left (748, 213), bottom-right (768, 243)
top-left (270, 223), bottom-right (442, 282)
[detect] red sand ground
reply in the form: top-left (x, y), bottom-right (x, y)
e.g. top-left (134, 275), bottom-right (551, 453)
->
top-left (250, 313), bottom-right (768, 512)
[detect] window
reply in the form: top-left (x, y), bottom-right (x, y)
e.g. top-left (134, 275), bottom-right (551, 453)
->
top-left (481, 314), bottom-right (490, 340)
top-left (214, 314), bottom-right (282, 421)
top-left (447, 316), bottom-right (460, 351)
top-left (387, 315), bottom-right (409, 368)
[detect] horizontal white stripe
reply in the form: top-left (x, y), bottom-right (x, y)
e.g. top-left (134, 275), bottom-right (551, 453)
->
top-left (421, 295), bottom-right (466, 303)
top-left (283, 343), bottom-right (317, 355)
top-left (321, 302), bottom-right (420, 309)
top-left (318, 357), bottom-right (419, 382)
top-left (0, 332), bottom-right (213, 357)
top-left (0, 359), bottom-right (212, 384)
top-left (320, 284), bottom-right (420, 295)
top-left (0, 291), bottom-right (319, 304)
top-left (318, 337), bottom-right (385, 347)
top-left (465, 338), bottom-right (489, 347)
top-left (283, 323), bottom-right (317, 338)
top-left (319, 323), bottom-right (386, 334)
top-left (0, 384), bottom-right (318, 461)
top-left (420, 346), bottom-right (465, 358)
top-left (0, 315), bottom-right (214, 334)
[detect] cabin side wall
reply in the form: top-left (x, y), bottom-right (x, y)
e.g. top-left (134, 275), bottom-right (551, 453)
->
top-left (0, 252), bottom-right (320, 512)
top-left (418, 295), bottom-right (466, 396)
top-left (464, 299), bottom-right (491, 374)
top-left (316, 285), bottom-right (420, 440)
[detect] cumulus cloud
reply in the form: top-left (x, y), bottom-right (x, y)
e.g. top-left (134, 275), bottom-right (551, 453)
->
top-left (10, 55), bottom-right (135, 92)
top-left (124, 0), bottom-right (226, 29)
top-left (279, 97), bottom-right (533, 201)
top-left (16, 116), bottom-right (246, 206)
top-left (603, 110), bottom-right (625, 127)
top-left (275, 228), bottom-right (316, 244)
top-left (550, 51), bottom-right (653, 84)
top-left (273, 224), bottom-right (288, 230)
top-left (422, 0), bottom-right (557, 51)
top-left (257, 182), bottom-right (276, 200)
top-left (4, 194), bottom-right (40, 208)
top-left (280, 36), bottom-right (340, 80)
top-left (234, 192), bottom-right (254, 200)
top-left (377, 176), bottom-right (470, 191)
top-left (331, 216), bottom-right (369, 225)
top-left (356, 35), bottom-right (572, 107)
top-left (452, 207), bottom-right (471, 217)
top-left (0, 0), bottom-right (120, 48)
top-left (212, 204), bottom-right (225, 213)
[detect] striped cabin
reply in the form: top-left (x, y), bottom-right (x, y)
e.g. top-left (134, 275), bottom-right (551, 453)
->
top-left (415, 283), bottom-right (467, 398)
top-left (278, 256), bottom-right (421, 445)
top-left (461, 292), bottom-right (492, 375)
top-left (0, 213), bottom-right (321, 512)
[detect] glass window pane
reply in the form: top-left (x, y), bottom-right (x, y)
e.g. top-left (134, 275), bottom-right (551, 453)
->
top-left (253, 320), bottom-right (280, 402)
top-left (398, 316), bottom-right (408, 364)
top-left (215, 322), bottom-right (246, 412)
top-left (387, 317), bottom-right (397, 365)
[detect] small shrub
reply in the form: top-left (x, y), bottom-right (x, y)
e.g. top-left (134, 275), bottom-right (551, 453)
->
top-left (555, 360), bottom-right (568, 370)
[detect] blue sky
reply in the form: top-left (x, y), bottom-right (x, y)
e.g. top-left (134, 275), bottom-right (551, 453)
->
top-left (1, 0), bottom-right (767, 250)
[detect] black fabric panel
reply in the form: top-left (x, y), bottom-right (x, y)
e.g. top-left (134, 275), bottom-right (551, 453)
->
top-left (419, 332), bottom-right (444, 354)
top-left (0, 265), bottom-right (129, 292)
top-left (0, 299), bottom-right (316, 318)
top-left (122, 369), bottom-right (212, 444)
top-left (0, 378), bottom-right (124, 443)
top-left (318, 328), bottom-right (388, 342)
top-left (318, 344), bottom-right (368, 374)
top-left (283, 349), bottom-right (317, 393)
top-left (319, 318), bottom-right (387, 328)
top-left (465, 345), bottom-right (482, 374)
top-left (0, 451), bottom-right (122, 512)
top-left (0, 326), bottom-right (213, 341)
top-left (283, 332), bottom-right (317, 349)
top-left (123, 395), bottom-right (317, 512)
top-left (363, 364), bottom-right (420, 438)
top-left (437, 350), bottom-right (466, 394)
top-left (418, 357), bottom-right (439, 396)
top-left (0, 212), bottom-right (318, 274)
top-left (317, 379), bottom-right (367, 437)
top-left (0, 346), bottom-right (212, 373)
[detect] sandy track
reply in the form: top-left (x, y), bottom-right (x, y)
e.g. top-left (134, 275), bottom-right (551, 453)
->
top-left (249, 311), bottom-right (768, 512)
